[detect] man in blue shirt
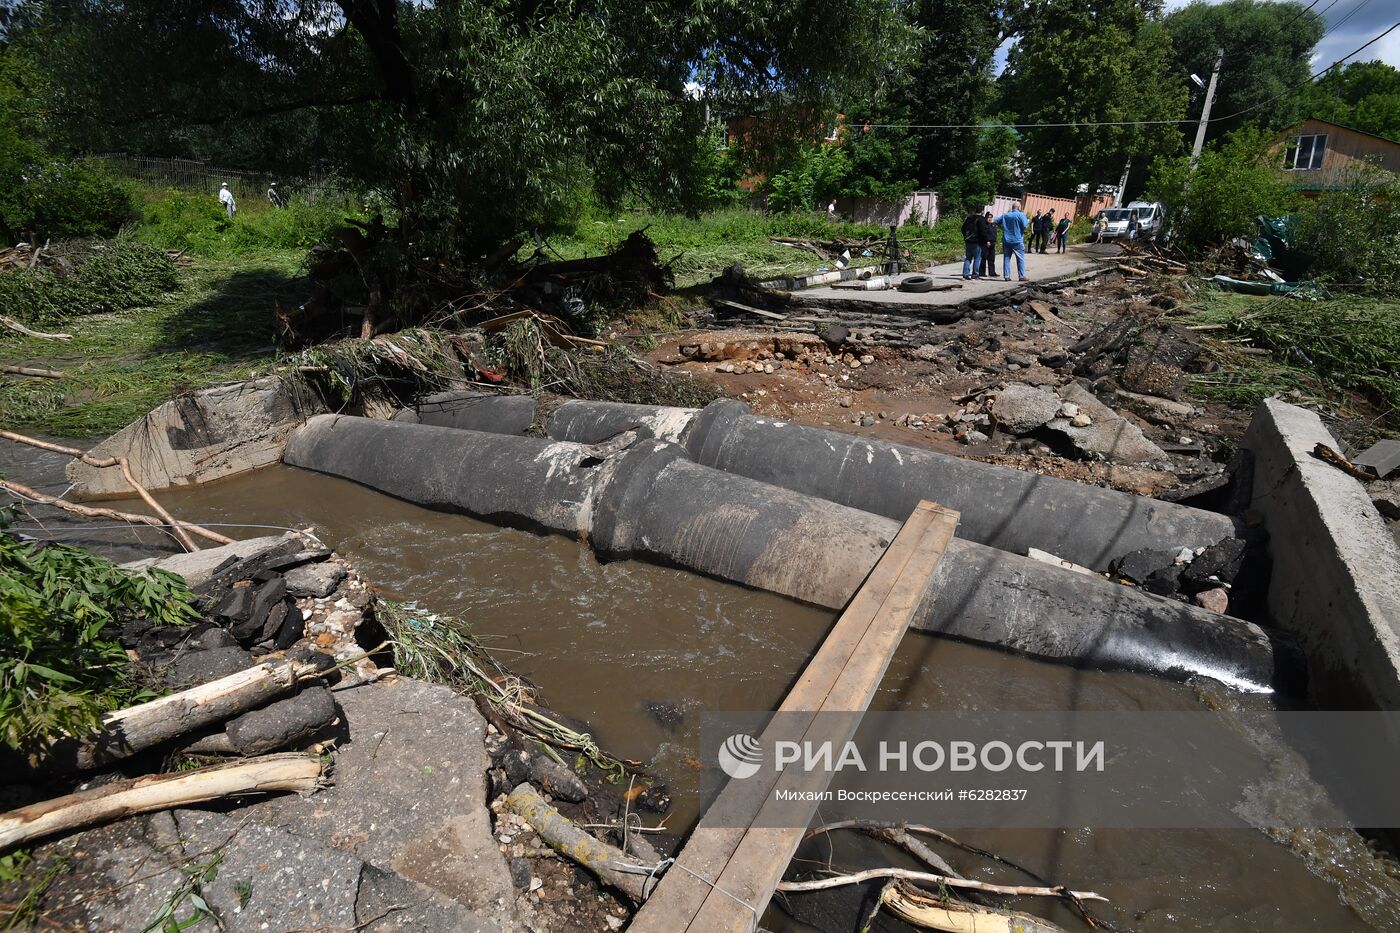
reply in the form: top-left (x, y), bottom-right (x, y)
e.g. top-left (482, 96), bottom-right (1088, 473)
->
top-left (996, 201), bottom-right (1030, 281)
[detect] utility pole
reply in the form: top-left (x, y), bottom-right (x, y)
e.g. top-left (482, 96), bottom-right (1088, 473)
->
top-left (1190, 48), bottom-right (1225, 173)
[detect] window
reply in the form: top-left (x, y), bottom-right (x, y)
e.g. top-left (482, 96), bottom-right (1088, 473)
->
top-left (1284, 134), bottom-right (1327, 171)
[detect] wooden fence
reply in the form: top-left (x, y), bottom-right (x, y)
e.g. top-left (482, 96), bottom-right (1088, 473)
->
top-left (94, 154), bottom-right (355, 208)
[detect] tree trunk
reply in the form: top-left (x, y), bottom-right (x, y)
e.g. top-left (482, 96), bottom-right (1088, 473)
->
top-left (0, 753), bottom-right (324, 850)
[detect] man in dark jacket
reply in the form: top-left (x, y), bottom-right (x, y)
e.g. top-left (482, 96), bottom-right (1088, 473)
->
top-left (1039, 210), bottom-right (1056, 253)
top-left (979, 211), bottom-right (996, 278)
top-left (961, 209), bottom-right (984, 279)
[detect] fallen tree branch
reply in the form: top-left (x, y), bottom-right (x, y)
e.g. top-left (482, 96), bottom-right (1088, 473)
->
top-left (775, 868), bottom-right (1106, 902)
top-left (1, 365), bottom-right (64, 378)
top-left (0, 315), bottom-right (72, 341)
top-left (506, 782), bottom-right (650, 903)
top-left (881, 881), bottom-right (1068, 932)
top-left (0, 753), bottom-right (324, 850)
top-left (44, 656), bottom-right (333, 772)
top-left (0, 430), bottom-right (233, 550)
top-left (0, 478), bottom-right (229, 546)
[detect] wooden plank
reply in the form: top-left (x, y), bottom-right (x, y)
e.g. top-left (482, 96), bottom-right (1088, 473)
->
top-left (712, 298), bottom-right (788, 321)
top-left (688, 505), bottom-right (958, 931)
top-left (629, 501), bottom-right (958, 932)
top-left (628, 503), bottom-right (937, 931)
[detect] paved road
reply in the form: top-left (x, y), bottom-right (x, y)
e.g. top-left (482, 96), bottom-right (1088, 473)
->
top-left (794, 243), bottom-right (1121, 309)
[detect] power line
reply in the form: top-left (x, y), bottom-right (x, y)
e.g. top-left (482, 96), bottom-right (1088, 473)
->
top-left (845, 19), bottom-right (1398, 132)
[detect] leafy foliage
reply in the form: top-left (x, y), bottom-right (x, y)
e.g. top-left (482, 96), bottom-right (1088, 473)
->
top-left (1000, 0), bottom-right (1187, 194)
top-left (1292, 166), bottom-right (1400, 289)
top-left (1292, 60), bottom-right (1400, 143)
top-left (132, 188), bottom-right (356, 259)
top-left (766, 145), bottom-right (853, 213)
top-left (936, 121), bottom-right (1019, 214)
top-left (1165, 0), bottom-right (1326, 142)
top-left (0, 157), bottom-right (135, 241)
top-left (1147, 127), bottom-right (1294, 253)
top-left (0, 532), bottom-right (199, 752)
top-left (0, 240), bottom-right (180, 325)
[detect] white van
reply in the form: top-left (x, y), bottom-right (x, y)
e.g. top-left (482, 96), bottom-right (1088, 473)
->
top-left (1096, 201), bottom-right (1165, 241)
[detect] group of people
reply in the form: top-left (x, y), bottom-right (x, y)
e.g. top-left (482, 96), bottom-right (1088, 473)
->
top-left (960, 201), bottom-right (1072, 282)
top-left (215, 180), bottom-right (287, 219)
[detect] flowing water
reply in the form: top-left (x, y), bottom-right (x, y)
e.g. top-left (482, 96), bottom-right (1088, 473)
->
top-left (5, 448), bottom-right (1394, 931)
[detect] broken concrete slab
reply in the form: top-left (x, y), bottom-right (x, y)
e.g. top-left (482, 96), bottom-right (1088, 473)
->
top-left (59, 809), bottom-right (499, 933)
top-left (284, 560), bottom-right (347, 598)
top-left (1046, 383), bottom-right (1167, 463)
top-left (67, 377), bottom-right (324, 499)
top-left (1245, 399), bottom-right (1400, 708)
top-left (1355, 439), bottom-right (1400, 479)
top-left (122, 534), bottom-right (292, 588)
top-left (241, 677), bottom-right (517, 918)
top-left (990, 383), bottom-right (1061, 433)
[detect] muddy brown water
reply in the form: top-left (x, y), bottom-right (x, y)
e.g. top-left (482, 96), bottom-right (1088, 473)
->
top-left (5, 452), bottom-right (1391, 931)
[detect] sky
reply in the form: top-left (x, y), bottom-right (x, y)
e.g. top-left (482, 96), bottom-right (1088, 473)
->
top-left (992, 0), bottom-right (1399, 75)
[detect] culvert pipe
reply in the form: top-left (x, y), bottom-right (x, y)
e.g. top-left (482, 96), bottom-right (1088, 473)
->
top-left (400, 393), bottom-right (1244, 572)
top-left (285, 415), bottom-right (1277, 691)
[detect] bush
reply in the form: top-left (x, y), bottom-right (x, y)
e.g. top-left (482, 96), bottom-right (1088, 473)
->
top-left (765, 146), bottom-right (852, 213)
top-left (0, 240), bottom-right (180, 325)
top-left (0, 532), bottom-right (198, 752)
top-left (133, 188), bottom-right (356, 258)
top-left (0, 158), bottom-right (135, 241)
top-left (1147, 128), bottom-right (1294, 255)
top-left (1292, 167), bottom-right (1400, 290)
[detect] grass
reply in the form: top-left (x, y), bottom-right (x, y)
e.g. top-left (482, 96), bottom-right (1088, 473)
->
top-left (1177, 284), bottom-right (1400, 438)
top-left (130, 186), bottom-right (361, 259)
top-left (0, 252), bottom-right (304, 436)
top-left (546, 206), bottom-right (967, 287)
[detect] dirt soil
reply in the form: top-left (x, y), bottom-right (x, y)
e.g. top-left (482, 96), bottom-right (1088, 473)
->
top-left (641, 271), bottom-right (1255, 499)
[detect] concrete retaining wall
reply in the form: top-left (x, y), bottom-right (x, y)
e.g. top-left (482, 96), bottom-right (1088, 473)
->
top-left (285, 414), bottom-right (1277, 689)
top-left (1244, 399), bottom-right (1400, 708)
top-left (68, 377), bottom-right (324, 500)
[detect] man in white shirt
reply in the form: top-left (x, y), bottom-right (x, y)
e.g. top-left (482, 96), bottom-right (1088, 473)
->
top-left (218, 183), bottom-right (236, 219)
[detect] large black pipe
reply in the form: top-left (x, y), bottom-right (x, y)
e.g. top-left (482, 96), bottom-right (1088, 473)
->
top-left (285, 415), bottom-right (1277, 691)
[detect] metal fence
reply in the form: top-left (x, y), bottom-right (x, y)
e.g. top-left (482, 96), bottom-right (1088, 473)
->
top-left (94, 154), bottom-right (356, 208)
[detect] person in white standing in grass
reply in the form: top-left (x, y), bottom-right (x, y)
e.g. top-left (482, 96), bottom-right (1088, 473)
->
top-left (218, 182), bottom-right (236, 219)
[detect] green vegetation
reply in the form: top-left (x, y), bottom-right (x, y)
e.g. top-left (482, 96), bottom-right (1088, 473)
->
top-left (0, 240), bottom-right (179, 326)
top-left (132, 188), bottom-right (360, 259)
top-left (1148, 128), bottom-right (1295, 255)
top-left (549, 207), bottom-right (966, 288)
top-left (1182, 288), bottom-right (1400, 432)
top-left (1292, 168), bottom-right (1400, 291)
top-left (0, 530), bottom-right (198, 752)
top-left (0, 253), bottom-right (297, 435)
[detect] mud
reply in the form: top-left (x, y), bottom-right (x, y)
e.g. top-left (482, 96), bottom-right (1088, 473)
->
top-left (2, 436), bottom-right (1392, 931)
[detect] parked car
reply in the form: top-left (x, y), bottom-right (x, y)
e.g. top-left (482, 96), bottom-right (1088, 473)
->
top-left (1095, 201), bottom-right (1165, 241)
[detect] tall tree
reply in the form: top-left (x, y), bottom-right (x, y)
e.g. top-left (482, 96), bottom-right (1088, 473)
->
top-left (900, 0), bottom-right (1012, 187)
top-left (998, 0), bottom-right (1187, 195)
top-left (1165, 0), bottom-right (1325, 142)
top-left (10, 0), bottom-right (908, 255)
top-left (1292, 60), bottom-right (1400, 141)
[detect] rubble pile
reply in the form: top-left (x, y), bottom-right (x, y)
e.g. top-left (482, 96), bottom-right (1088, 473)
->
top-left (125, 533), bottom-right (375, 690)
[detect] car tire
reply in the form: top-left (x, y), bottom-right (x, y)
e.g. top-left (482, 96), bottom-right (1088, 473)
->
top-left (898, 274), bottom-right (935, 293)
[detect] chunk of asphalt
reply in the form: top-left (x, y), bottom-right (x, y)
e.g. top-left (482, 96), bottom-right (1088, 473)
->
top-left (272, 601), bottom-right (305, 650)
top-left (224, 686), bottom-right (337, 755)
top-left (284, 561), bottom-right (347, 599)
top-left (232, 576), bottom-right (286, 645)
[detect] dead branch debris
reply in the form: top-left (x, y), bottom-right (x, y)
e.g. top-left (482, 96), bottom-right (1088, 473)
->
top-left (0, 315), bottom-right (72, 341)
top-left (1, 365), bottom-right (64, 378)
top-left (0, 429), bottom-right (234, 551)
top-left (0, 753), bottom-right (324, 851)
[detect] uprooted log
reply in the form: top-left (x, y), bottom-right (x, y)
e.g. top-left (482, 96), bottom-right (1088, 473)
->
top-left (42, 654), bottom-right (335, 772)
top-left (0, 753), bottom-right (325, 851)
top-left (776, 868), bottom-right (1106, 902)
top-left (1, 365), bottom-right (64, 379)
top-left (506, 782), bottom-right (650, 902)
top-left (0, 316), bottom-right (71, 341)
top-left (521, 229), bottom-right (671, 307)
